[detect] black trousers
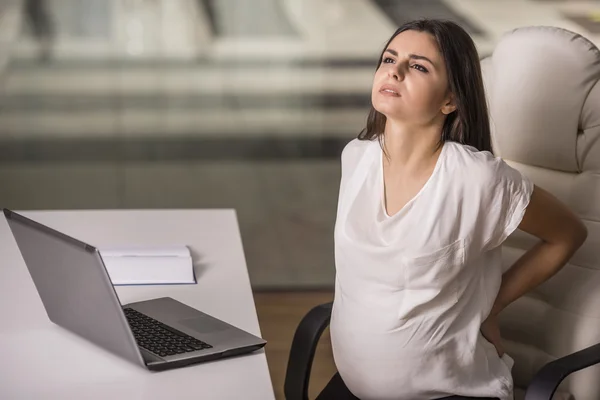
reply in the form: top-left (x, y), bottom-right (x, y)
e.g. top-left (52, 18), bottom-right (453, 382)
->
top-left (315, 373), bottom-right (499, 400)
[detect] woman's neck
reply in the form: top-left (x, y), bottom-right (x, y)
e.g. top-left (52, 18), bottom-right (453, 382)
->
top-left (382, 119), bottom-right (443, 171)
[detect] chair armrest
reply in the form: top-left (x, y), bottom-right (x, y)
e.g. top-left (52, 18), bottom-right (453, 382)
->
top-left (525, 342), bottom-right (600, 400)
top-left (284, 302), bottom-right (333, 400)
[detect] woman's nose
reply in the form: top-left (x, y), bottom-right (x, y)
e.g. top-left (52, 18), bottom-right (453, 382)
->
top-left (388, 67), bottom-right (403, 81)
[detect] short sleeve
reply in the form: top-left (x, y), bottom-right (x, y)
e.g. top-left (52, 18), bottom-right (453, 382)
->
top-left (338, 138), bottom-right (370, 198)
top-left (477, 156), bottom-right (534, 252)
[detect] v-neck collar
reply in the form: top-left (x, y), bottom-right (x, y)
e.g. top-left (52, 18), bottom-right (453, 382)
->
top-left (379, 140), bottom-right (447, 219)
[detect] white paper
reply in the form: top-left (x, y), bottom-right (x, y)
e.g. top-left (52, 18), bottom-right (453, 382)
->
top-left (99, 245), bottom-right (195, 286)
top-left (100, 245), bottom-right (191, 258)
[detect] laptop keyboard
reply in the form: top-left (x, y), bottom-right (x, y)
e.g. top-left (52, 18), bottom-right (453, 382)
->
top-left (123, 308), bottom-right (213, 358)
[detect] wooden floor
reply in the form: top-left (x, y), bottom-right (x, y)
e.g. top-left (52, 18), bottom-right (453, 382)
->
top-left (254, 290), bottom-right (337, 400)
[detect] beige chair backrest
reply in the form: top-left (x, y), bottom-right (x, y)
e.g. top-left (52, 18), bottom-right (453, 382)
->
top-left (481, 26), bottom-right (600, 399)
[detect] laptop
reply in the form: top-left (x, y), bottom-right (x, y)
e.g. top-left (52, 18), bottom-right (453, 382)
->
top-left (3, 208), bottom-right (266, 371)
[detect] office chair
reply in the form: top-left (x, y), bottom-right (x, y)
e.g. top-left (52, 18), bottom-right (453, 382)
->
top-left (284, 26), bottom-right (600, 400)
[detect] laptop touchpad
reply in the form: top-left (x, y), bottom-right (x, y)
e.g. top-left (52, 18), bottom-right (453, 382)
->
top-left (179, 316), bottom-right (229, 334)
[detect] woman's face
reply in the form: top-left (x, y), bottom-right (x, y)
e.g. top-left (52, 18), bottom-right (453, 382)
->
top-left (371, 30), bottom-right (455, 126)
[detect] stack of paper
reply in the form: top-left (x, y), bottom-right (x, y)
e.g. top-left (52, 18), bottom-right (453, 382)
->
top-left (99, 245), bottom-right (196, 286)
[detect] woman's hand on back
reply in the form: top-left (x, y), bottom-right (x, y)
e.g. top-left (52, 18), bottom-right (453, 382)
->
top-left (480, 314), bottom-right (505, 357)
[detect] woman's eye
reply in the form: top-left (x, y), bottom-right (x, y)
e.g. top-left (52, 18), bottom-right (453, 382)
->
top-left (411, 64), bottom-right (428, 73)
top-left (382, 57), bottom-right (394, 64)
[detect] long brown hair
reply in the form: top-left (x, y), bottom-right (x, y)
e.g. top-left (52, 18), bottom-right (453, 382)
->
top-left (358, 19), bottom-right (493, 154)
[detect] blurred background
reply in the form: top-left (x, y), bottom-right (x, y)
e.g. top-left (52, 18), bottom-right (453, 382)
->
top-left (2, 1), bottom-right (600, 397)
top-left (3, 0), bottom-right (599, 291)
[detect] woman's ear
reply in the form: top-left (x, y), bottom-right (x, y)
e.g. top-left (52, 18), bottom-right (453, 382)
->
top-left (441, 93), bottom-right (457, 115)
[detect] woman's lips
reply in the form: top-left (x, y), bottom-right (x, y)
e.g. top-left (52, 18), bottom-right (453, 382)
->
top-left (379, 85), bottom-right (400, 97)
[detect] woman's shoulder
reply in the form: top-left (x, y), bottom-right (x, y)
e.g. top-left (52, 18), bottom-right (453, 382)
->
top-left (341, 137), bottom-right (378, 165)
top-left (445, 141), bottom-right (504, 178)
top-left (444, 141), bottom-right (521, 194)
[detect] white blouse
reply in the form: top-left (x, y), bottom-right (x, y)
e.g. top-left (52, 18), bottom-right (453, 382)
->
top-left (331, 138), bottom-right (534, 400)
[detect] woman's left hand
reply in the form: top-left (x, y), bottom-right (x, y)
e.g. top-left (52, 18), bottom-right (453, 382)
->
top-left (480, 314), bottom-right (505, 357)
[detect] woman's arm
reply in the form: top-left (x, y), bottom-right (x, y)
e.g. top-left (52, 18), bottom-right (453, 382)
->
top-left (481, 184), bottom-right (588, 355)
top-left (491, 184), bottom-right (587, 316)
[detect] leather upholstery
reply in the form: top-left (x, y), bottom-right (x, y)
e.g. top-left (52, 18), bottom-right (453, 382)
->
top-left (481, 26), bottom-right (600, 400)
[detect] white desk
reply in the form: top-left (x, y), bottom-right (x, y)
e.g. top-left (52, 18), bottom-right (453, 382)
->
top-left (0, 210), bottom-right (275, 400)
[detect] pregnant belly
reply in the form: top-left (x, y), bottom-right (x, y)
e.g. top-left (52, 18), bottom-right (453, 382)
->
top-left (330, 309), bottom-right (513, 400)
